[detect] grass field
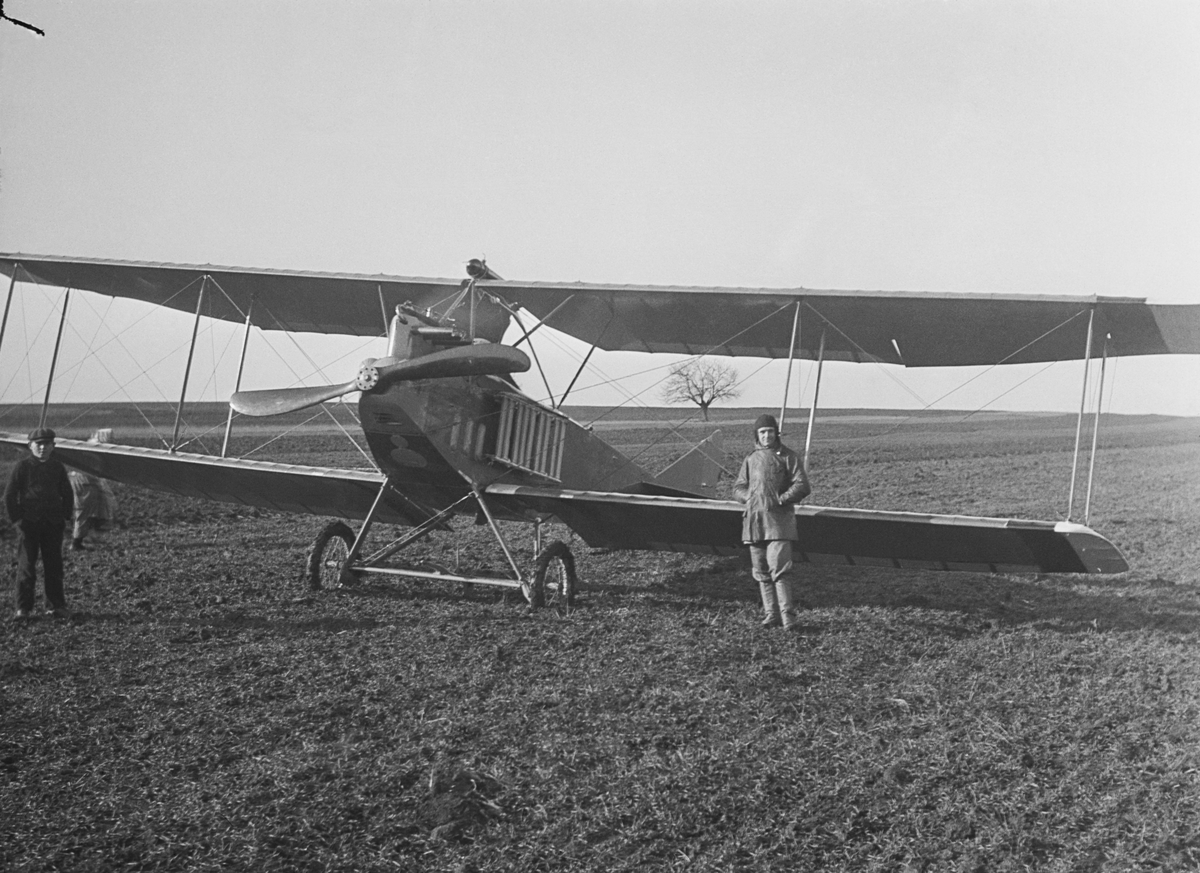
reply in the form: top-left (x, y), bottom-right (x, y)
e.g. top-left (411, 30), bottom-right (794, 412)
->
top-left (1, 406), bottom-right (1198, 871)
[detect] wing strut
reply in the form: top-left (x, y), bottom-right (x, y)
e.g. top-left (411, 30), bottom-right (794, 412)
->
top-left (221, 298), bottom-right (255, 458)
top-left (803, 327), bottom-right (827, 474)
top-left (40, 287), bottom-right (71, 430)
top-left (1066, 306), bottom-right (1096, 520)
top-left (510, 295), bottom-right (576, 349)
top-left (0, 265), bottom-right (18, 364)
top-left (511, 307), bottom-right (555, 407)
top-left (1083, 333), bottom-right (1110, 525)
top-left (778, 301), bottom-right (801, 434)
top-left (170, 276), bottom-right (207, 452)
top-left (555, 310), bottom-right (613, 409)
top-left (492, 289), bottom-right (583, 407)
top-left (558, 339), bottom-right (599, 409)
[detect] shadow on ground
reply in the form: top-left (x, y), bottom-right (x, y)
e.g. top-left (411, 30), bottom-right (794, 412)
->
top-left (652, 559), bottom-right (1200, 636)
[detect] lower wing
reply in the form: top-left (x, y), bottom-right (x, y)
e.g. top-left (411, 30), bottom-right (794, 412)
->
top-left (486, 484), bottom-right (1127, 574)
top-left (1, 434), bottom-right (1127, 573)
top-left (0, 433), bottom-right (424, 526)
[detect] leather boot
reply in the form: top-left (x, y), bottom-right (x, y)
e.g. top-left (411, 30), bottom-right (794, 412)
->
top-left (775, 576), bottom-right (798, 629)
top-left (758, 580), bottom-right (780, 626)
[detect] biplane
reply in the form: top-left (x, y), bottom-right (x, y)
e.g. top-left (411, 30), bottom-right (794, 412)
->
top-left (3, 253), bottom-right (1199, 606)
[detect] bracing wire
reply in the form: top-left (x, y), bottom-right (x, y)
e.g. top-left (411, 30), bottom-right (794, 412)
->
top-left (484, 295), bottom-right (819, 488)
top-left (236, 407), bottom-right (375, 466)
top-left (823, 307), bottom-right (1093, 504)
top-left (594, 356), bottom-right (782, 484)
top-left (255, 298), bottom-right (380, 386)
top-left (490, 300), bottom-right (786, 487)
top-left (546, 300), bottom-right (797, 424)
top-left (15, 281), bottom-right (234, 448)
top-left (1, 273), bottom-right (213, 445)
top-left (486, 294), bottom-right (794, 419)
top-left (799, 301), bottom-right (928, 406)
top-left (0, 277), bottom-right (67, 405)
top-left (240, 297), bottom-right (378, 459)
top-left (58, 293), bottom-right (114, 402)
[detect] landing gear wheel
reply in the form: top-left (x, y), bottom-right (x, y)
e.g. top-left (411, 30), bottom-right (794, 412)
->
top-left (307, 521), bottom-right (355, 590)
top-left (528, 540), bottom-right (577, 610)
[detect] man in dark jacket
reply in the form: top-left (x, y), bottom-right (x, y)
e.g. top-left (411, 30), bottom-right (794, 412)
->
top-left (733, 414), bottom-right (811, 630)
top-left (5, 427), bottom-right (74, 619)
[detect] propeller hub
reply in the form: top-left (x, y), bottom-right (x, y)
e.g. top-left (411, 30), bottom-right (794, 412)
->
top-left (355, 363), bottom-right (380, 392)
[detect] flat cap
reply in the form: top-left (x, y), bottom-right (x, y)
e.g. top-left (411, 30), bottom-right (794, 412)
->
top-left (27, 427), bottom-right (56, 442)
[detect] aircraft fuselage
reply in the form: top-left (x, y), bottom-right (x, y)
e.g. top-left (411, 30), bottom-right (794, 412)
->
top-left (358, 375), bottom-right (646, 520)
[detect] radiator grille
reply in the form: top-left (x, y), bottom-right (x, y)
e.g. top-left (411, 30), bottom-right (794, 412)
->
top-left (493, 395), bottom-right (566, 481)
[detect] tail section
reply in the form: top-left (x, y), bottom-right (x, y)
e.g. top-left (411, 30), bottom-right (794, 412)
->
top-left (651, 430), bottom-right (724, 499)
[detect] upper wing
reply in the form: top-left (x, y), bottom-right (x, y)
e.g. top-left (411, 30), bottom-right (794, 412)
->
top-left (5, 253), bottom-right (1197, 364)
top-left (485, 280), bottom-right (1200, 366)
top-left (0, 254), bottom-right (502, 339)
top-left (486, 483), bottom-right (1128, 574)
top-left (0, 432), bottom-right (424, 525)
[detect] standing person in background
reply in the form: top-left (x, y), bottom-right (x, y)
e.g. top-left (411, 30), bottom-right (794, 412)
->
top-left (69, 429), bottom-right (117, 551)
top-left (5, 427), bottom-right (74, 620)
top-left (733, 414), bottom-right (811, 631)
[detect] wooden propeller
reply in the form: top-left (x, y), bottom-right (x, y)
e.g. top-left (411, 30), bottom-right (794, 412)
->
top-left (230, 344), bottom-right (530, 417)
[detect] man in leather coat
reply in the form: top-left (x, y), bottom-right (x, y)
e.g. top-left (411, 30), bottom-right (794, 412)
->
top-left (733, 414), bottom-right (811, 630)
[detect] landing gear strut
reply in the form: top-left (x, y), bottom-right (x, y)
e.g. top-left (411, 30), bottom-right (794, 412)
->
top-left (304, 479), bottom-right (578, 609)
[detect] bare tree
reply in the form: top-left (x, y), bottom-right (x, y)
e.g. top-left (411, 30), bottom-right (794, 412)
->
top-left (659, 359), bottom-right (741, 421)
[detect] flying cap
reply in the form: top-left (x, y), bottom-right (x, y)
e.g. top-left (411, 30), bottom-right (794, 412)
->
top-left (28, 427), bottom-right (56, 442)
top-left (754, 414), bottom-right (778, 432)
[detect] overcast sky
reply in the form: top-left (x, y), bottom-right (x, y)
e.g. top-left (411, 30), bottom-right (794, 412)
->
top-left (2, 1), bottom-right (1197, 417)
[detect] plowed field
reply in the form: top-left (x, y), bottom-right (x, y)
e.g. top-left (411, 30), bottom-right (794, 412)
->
top-left (2, 408), bottom-right (1198, 871)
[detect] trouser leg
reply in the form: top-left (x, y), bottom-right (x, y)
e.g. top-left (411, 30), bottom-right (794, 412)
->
top-left (72, 518), bottom-right (91, 550)
top-left (40, 523), bottom-right (67, 610)
top-left (749, 543), bottom-right (779, 623)
top-left (758, 581), bottom-right (779, 623)
top-left (766, 540), bottom-right (797, 628)
top-left (14, 524), bottom-right (39, 612)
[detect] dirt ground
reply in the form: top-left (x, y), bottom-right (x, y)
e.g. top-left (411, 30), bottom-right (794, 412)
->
top-left (1, 408), bottom-right (1198, 871)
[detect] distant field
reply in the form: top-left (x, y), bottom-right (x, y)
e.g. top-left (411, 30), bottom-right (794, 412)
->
top-left (2, 406), bottom-right (1198, 871)
top-left (6, 399), bottom-right (1167, 435)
